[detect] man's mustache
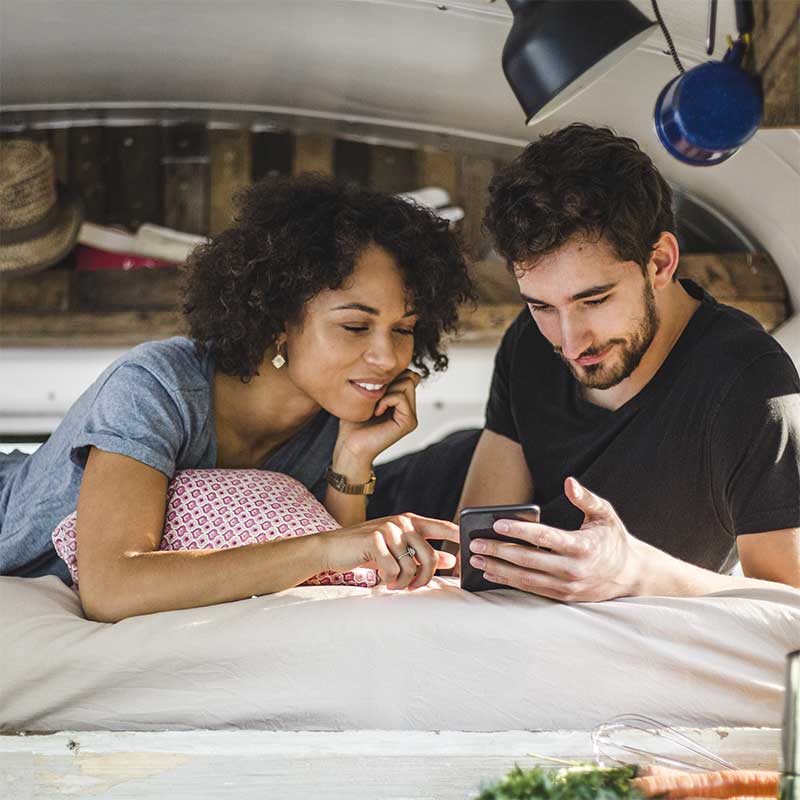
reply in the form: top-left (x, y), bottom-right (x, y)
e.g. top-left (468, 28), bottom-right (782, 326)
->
top-left (554, 338), bottom-right (626, 360)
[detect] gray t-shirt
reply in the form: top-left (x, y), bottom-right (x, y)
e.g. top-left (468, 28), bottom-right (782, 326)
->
top-left (0, 337), bottom-right (339, 585)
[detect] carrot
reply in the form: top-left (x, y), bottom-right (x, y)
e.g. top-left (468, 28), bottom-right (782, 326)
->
top-left (636, 765), bottom-right (689, 778)
top-left (631, 769), bottom-right (780, 798)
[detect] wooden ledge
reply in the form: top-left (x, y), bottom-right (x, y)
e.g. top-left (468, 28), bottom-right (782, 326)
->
top-left (0, 252), bottom-right (789, 347)
top-left (0, 728), bottom-right (782, 799)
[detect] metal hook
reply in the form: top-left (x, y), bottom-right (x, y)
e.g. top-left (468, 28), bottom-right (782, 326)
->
top-left (706, 0), bottom-right (718, 56)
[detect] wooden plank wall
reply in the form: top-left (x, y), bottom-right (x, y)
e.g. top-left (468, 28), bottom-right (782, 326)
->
top-left (209, 128), bottom-right (251, 235)
top-left (0, 123), bottom-right (509, 345)
top-left (748, 0), bottom-right (800, 127)
top-left (1, 124), bottom-right (501, 245)
top-left (0, 123), bottom-right (790, 345)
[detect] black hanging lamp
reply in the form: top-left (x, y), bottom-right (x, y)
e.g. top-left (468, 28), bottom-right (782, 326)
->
top-left (502, 0), bottom-right (658, 125)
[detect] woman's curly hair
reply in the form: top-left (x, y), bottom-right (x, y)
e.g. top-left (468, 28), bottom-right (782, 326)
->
top-left (182, 173), bottom-right (475, 381)
top-left (484, 123), bottom-right (676, 273)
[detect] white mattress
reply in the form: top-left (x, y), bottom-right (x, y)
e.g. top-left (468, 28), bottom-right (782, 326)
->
top-left (3, 575), bottom-right (799, 732)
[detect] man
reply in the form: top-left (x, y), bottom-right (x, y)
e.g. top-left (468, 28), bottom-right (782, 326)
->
top-left (455, 122), bottom-right (800, 600)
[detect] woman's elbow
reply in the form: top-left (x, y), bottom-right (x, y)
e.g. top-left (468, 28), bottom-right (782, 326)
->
top-left (80, 589), bottom-right (125, 623)
top-left (78, 570), bottom-right (134, 623)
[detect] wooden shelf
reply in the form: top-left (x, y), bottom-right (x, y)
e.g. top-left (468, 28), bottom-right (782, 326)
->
top-left (0, 310), bottom-right (183, 347)
top-left (0, 252), bottom-right (789, 347)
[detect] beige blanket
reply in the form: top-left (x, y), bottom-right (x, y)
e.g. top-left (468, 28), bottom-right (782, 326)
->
top-left (2, 575), bottom-right (799, 731)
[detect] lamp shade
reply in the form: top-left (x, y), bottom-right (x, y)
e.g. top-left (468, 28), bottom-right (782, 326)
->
top-left (503, 0), bottom-right (658, 125)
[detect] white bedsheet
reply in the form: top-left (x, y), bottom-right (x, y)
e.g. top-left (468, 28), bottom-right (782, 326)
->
top-left (3, 575), bottom-right (799, 732)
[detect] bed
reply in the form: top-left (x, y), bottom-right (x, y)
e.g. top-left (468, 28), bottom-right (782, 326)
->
top-left (2, 575), bottom-right (798, 797)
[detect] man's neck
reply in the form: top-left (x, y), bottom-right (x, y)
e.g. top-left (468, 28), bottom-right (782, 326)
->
top-left (581, 282), bottom-right (701, 411)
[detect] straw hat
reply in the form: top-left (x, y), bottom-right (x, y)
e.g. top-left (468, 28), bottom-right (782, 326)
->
top-left (0, 139), bottom-right (83, 274)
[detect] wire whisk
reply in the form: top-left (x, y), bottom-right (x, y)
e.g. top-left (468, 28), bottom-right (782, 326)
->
top-left (592, 714), bottom-right (739, 772)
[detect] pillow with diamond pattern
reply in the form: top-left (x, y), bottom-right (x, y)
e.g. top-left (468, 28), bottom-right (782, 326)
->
top-left (52, 469), bottom-right (378, 591)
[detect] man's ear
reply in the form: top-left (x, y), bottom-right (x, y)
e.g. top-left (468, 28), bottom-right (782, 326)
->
top-left (648, 232), bottom-right (680, 289)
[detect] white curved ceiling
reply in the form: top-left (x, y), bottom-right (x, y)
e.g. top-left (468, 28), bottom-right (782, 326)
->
top-left (0, 1), bottom-right (745, 141)
top-left (2, 0), bottom-right (799, 352)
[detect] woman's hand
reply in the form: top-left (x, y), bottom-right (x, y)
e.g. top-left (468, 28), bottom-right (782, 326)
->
top-left (335, 369), bottom-right (420, 465)
top-left (322, 513), bottom-right (459, 590)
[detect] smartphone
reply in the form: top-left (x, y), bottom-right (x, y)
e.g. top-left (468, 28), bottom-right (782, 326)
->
top-left (459, 503), bottom-right (541, 592)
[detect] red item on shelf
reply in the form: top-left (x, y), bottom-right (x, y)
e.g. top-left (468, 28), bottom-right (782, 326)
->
top-left (75, 244), bottom-right (177, 271)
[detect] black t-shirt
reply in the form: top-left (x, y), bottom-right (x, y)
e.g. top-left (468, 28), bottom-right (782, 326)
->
top-left (485, 279), bottom-right (800, 572)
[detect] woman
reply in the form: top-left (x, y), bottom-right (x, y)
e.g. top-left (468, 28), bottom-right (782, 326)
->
top-left (0, 174), bottom-right (474, 621)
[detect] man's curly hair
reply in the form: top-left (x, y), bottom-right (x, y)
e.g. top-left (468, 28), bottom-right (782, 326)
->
top-left (182, 173), bottom-right (475, 381)
top-left (484, 123), bottom-right (676, 273)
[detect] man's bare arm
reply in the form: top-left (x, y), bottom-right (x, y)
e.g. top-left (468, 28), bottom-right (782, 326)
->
top-left (455, 429), bottom-right (534, 518)
top-left (736, 528), bottom-right (800, 586)
top-left (629, 527), bottom-right (800, 597)
top-left (443, 429), bottom-right (533, 569)
top-left (466, 478), bottom-right (800, 600)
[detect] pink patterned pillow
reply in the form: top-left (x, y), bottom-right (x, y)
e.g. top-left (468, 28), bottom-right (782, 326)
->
top-left (52, 469), bottom-right (378, 591)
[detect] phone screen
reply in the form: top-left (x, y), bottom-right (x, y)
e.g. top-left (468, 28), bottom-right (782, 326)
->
top-left (459, 503), bottom-right (540, 592)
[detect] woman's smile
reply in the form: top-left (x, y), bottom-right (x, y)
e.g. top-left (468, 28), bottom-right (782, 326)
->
top-left (349, 379), bottom-right (388, 399)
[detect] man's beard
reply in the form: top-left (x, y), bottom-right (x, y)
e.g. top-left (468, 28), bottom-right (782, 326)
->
top-left (557, 280), bottom-right (659, 390)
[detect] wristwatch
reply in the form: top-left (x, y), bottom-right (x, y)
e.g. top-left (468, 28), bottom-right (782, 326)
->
top-left (325, 466), bottom-right (377, 495)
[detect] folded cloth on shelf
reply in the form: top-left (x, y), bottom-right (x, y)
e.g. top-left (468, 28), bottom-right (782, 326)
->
top-left (3, 575), bottom-right (799, 732)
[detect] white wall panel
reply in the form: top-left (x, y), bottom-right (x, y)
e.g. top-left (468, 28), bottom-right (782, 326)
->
top-left (0, 344), bottom-right (495, 456)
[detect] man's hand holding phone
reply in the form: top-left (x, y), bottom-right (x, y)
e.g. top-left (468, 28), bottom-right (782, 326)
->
top-left (459, 502), bottom-right (541, 592)
top-left (462, 477), bottom-right (642, 602)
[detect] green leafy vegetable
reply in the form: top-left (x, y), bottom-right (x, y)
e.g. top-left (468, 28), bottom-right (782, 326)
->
top-left (475, 764), bottom-right (646, 800)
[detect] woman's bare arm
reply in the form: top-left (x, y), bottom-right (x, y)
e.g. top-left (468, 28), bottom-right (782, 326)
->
top-left (76, 448), bottom-right (458, 622)
top-left (76, 449), bottom-right (331, 621)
